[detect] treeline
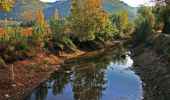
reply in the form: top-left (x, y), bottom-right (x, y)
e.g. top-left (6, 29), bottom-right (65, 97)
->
top-left (0, 0), bottom-right (170, 65)
top-left (133, 0), bottom-right (170, 42)
top-left (0, 0), bottom-right (133, 65)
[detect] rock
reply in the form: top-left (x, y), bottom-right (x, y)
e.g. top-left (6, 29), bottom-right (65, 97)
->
top-left (142, 82), bottom-right (146, 87)
top-left (5, 94), bottom-right (10, 98)
top-left (11, 84), bottom-right (16, 87)
top-left (65, 71), bottom-right (71, 74)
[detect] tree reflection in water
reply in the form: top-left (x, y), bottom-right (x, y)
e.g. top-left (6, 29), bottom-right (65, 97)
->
top-left (34, 83), bottom-right (48, 100)
top-left (31, 44), bottom-right (129, 100)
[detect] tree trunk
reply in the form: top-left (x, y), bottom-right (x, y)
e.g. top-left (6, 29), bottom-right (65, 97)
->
top-left (10, 64), bottom-right (14, 84)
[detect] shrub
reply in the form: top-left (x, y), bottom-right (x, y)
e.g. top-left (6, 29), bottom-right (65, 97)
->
top-left (133, 6), bottom-right (155, 42)
top-left (110, 10), bottom-right (134, 38)
top-left (49, 18), bottom-right (76, 52)
top-left (155, 35), bottom-right (170, 60)
top-left (0, 26), bottom-right (28, 61)
top-left (96, 17), bottom-right (118, 41)
top-left (133, 17), bottom-right (151, 41)
top-left (28, 26), bottom-right (46, 50)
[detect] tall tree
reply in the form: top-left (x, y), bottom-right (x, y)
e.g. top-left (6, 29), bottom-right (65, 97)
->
top-left (54, 9), bottom-right (59, 20)
top-left (36, 10), bottom-right (45, 27)
top-left (70, 0), bottom-right (112, 41)
top-left (133, 6), bottom-right (155, 41)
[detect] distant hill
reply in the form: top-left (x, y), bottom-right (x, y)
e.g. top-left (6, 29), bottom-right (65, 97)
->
top-left (44, 0), bottom-right (137, 20)
top-left (44, 0), bottom-right (71, 20)
top-left (0, 0), bottom-right (137, 21)
top-left (103, 0), bottom-right (137, 19)
top-left (0, 0), bottom-right (47, 20)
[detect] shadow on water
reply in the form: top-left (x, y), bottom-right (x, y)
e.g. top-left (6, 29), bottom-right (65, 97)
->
top-left (28, 44), bottom-right (143, 100)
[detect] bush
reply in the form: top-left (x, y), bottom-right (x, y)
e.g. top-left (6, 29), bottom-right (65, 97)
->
top-left (155, 35), bottom-right (170, 60)
top-left (96, 18), bottom-right (118, 41)
top-left (0, 26), bottom-right (28, 61)
top-left (110, 10), bottom-right (134, 38)
top-left (133, 6), bottom-right (155, 42)
top-left (28, 26), bottom-right (46, 50)
top-left (49, 18), bottom-right (76, 52)
top-left (133, 18), bottom-right (151, 41)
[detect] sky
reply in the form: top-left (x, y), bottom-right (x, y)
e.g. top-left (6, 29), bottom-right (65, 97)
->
top-left (39, 0), bottom-right (151, 7)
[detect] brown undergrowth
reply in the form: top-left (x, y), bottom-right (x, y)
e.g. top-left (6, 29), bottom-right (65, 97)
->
top-left (0, 50), bottom-right (84, 100)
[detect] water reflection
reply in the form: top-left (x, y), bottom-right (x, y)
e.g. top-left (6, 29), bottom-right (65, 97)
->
top-left (28, 44), bottom-right (143, 100)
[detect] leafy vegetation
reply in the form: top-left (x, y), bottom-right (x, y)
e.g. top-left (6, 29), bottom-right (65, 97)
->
top-left (0, 25), bottom-right (28, 61)
top-left (110, 10), bottom-right (134, 38)
top-left (155, 35), bottom-right (170, 61)
top-left (70, 0), bottom-right (118, 42)
top-left (0, 0), bottom-right (169, 67)
top-left (1, 1), bottom-right (170, 100)
top-left (0, 0), bottom-right (137, 20)
top-left (28, 26), bottom-right (46, 50)
top-left (20, 10), bottom-right (35, 27)
top-left (152, 0), bottom-right (170, 34)
top-left (133, 6), bottom-right (155, 42)
top-left (0, 0), bottom-right (15, 11)
top-left (49, 18), bottom-right (76, 52)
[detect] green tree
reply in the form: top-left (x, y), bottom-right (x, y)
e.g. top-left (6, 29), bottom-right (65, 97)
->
top-left (49, 18), bottom-right (76, 51)
top-left (137, 5), bottom-right (155, 28)
top-left (0, 26), bottom-right (28, 61)
top-left (70, 0), bottom-right (113, 41)
top-left (133, 6), bottom-right (155, 41)
top-left (110, 10), bottom-right (134, 38)
top-left (152, 0), bottom-right (170, 34)
top-left (28, 26), bottom-right (46, 49)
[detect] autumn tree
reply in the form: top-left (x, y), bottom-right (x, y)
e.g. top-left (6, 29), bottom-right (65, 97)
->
top-left (70, 0), bottom-right (114, 41)
top-left (110, 10), bottom-right (134, 38)
top-left (36, 10), bottom-right (45, 27)
top-left (0, 0), bottom-right (15, 11)
top-left (54, 9), bottom-right (59, 20)
top-left (21, 10), bottom-right (34, 26)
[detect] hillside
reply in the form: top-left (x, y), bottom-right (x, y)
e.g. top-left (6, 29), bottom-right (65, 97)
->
top-left (44, 0), bottom-right (137, 20)
top-left (0, 0), bottom-right (137, 20)
top-left (0, 0), bottom-right (48, 20)
top-left (44, 0), bottom-right (71, 20)
top-left (103, 0), bottom-right (137, 19)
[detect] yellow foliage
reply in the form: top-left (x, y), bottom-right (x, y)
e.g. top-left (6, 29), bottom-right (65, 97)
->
top-left (36, 10), bottom-right (45, 26)
top-left (54, 9), bottom-right (59, 20)
top-left (0, 0), bottom-right (15, 11)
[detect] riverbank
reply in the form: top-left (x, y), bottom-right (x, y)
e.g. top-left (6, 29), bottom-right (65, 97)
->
top-left (0, 40), bottom-right (120, 100)
top-left (131, 32), bottom-right (170, 100)
top-left (0, 50), bottom-right (84, 100)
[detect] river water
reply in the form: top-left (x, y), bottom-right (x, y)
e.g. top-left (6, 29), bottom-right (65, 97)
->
top-left (28, 45), bottom-right (143, 100)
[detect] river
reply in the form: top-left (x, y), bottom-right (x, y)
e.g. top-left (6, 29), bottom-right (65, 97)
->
top-left (27, 44), bottom-right (143, 100)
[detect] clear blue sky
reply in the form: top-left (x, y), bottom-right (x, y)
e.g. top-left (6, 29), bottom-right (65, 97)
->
top-left (39, 0), bottom-right (151, 7)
